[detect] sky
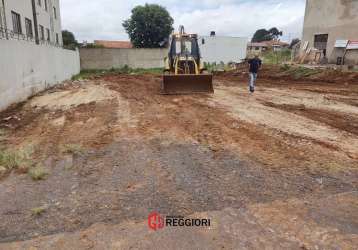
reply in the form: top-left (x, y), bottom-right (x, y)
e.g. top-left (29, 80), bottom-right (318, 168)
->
top-left (60, 0), bottom-right (306, 43)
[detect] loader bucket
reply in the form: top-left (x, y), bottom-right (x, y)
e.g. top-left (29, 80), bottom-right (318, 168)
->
top-left (162, 74), bottom-right (214, 94)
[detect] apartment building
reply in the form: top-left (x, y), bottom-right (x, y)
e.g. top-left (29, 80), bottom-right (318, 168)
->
top-left (302, 0), bottom-right (358, 65)
top-left (0, 0), bottom-right (62, 46)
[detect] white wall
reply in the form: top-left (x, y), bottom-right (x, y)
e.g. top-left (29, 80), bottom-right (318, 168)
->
top-left (0, 39), bottom-right (80, 111)
top-left (198, 36), bottom-right (248, 64)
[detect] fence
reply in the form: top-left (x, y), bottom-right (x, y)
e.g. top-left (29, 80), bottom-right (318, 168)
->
top-left (0, 27), bottom-right (62, 47)
top-left (0, 39), bottom-right (80, 111)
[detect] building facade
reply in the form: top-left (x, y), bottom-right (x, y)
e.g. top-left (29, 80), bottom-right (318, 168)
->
top-left (198, 35), bottom-right (247, 64)
top-left (0, 0), bottom-right (62, 46)
top-left (302, 0), bottom-right (358, 65)
top-left (0, 0), bottom-right (79, 111)
top-left (247, 40), bottom-right (289, 55)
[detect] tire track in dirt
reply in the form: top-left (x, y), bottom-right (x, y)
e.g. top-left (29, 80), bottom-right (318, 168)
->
top-left (1, 73), bottom-right (357, 246)
top-left (209, 86), bottom-right (358, 159)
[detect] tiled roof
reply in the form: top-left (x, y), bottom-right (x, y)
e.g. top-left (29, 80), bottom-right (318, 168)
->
top-left (248, 40), bottom-right (289, 47)
top-left (248, 42), bottom-right (269, 47)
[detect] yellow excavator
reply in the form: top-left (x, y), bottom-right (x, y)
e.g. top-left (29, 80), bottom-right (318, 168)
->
top-left (162, 26), bottom-right (214, 94)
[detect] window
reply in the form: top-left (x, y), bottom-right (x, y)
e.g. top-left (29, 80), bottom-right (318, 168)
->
top-left (46, 28), bottom-right (50, 41)
top-left (39, 25), bottom-right (44, 40)
top-left (175, 40), bottom-right (192, 54)
top-left (314, 34), bottom-right (328, 56)
top-left (255, 47), bottom-right (260, 50)
top-left (25, 18), bottom-right (33, 38)
top-left (38, 0), bottom-right (41, 6)
top-left (11, 11), bottom-right (22, 34)
top-left (44, 0), bottom-right (48, 11)
top-left (53, 7), bottom-right (57, 19)
top-left (202, 38), bottom-right (205, 45)
top-left (56, 33), bottom-right (59, 44)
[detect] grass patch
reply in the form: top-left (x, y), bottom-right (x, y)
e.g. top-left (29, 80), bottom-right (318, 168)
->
top-left (71, 66), bottom-right (164, 80)
top-left (284, 66), bottom-right (321, 79)
top-left (0, 147), bottom-right (33, 172)
top-left (280, 64), bottom-right (291, 71)
top-left (71, 69), bottom-right (105, 80)
top-left (0, 129), bottom-right (6, 138)
top-left (204, 62), bottom-right (234, 73)
top-left (60, 143), bottom-right (84, 155)
top-left (0, 129), bottom-right (7, 151)
top-left (28, 165), bottom-right (48, 181)
top-left (31, 206), bottom-right (46, 216)
top-left (263, 49), bottom-right (291, 65)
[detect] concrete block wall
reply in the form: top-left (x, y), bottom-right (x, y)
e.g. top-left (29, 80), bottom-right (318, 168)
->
top-left (0, 39), bottom-right (80, 111)
top-left (79, 48), bottom-right (167, 70)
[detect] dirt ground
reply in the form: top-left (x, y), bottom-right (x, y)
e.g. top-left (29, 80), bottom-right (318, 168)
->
top-left (0, 66), bottom-right (357, 249)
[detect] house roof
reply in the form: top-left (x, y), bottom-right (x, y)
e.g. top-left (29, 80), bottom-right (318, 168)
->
top-left (265, 40), bottom-right (289, 46)
top-left (94, 40), bottom-right (133, 49)
top-left (248, 40), bottom-right (289, 47)
top-left (248, 42), bottom-right (268, 47)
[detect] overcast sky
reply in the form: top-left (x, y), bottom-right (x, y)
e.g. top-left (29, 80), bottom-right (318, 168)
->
top-left (60, 0), bottom-right (306, 42)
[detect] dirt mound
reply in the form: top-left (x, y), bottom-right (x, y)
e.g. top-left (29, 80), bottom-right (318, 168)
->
top-left (29, 84), bottom-right (117, 110)
top-left (216, 65), bottom-right (358, 85)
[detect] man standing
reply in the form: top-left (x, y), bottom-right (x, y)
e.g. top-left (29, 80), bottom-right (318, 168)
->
top-left (247, 55), bottom-right (262, 93)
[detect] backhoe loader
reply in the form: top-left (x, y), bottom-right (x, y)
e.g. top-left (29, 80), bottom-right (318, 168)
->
top-left (162, 26), bottom-right (214, 94)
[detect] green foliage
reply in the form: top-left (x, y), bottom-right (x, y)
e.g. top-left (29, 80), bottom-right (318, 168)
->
top-left (0, 129), bottom-right (6, 143)
top-left (268, 27), bottom-right (283, 40)
top-left (60, 144), bottom-right (84, 155)
top-left (31, 206), bottom-right (46, 216)
top-left (71, 69), bottom-right (105, 80)
top-left (62, 30), bottom-right (78, 50)
top-left (280, 64), bottom-right (290, 71)
top-left (263, 49), bottom-right (291, 65)
top-left (279, 65), bottom-right (321, 79)
top-left (252, 27), bottom-right (283, 42)
top-left (123, 4), bottom-right (174, 48)
top-left (289, 38), bottom-right (301, 49)
top-left (28, 165), bottom-right (48, 181)
top-left (286, 67), bottom-right (321, 80)
top-left (0, 147), bottom-right (33, 171)
top-left (204, 62), bottom-right (233, 72)
top-left (71, 66), bottom-right (164, 80)
top-left (82, 43), bottom-right (104, 48)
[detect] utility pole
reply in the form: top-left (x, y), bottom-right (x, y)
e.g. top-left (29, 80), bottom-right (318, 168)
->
top-left (31, 0), bottom-right (39, 44)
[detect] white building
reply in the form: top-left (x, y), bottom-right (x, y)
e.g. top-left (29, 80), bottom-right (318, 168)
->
top-left (0, 0), bottom-right (63, 46)
top-left (0, 0), bottom-right (79, 111)
top-left (198, 33), bottom-right (248, 64)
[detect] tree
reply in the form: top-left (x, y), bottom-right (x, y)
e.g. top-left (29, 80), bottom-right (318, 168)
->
top-left (268, 27), bottom-right (283, 40)
top-left (289, 38), bottom-right (301, 49)
top-left (123, 4), bottom-right (174, 48)
top-left (251, 29), bottom-right (270, 42)
top-left (251, 27), bottom-right (283, 42)
top-left (62, 30), bottom-right (78, 50)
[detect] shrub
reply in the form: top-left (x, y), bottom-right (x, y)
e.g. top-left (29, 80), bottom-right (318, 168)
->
top-left (28, 165), bottom-right (48, 181)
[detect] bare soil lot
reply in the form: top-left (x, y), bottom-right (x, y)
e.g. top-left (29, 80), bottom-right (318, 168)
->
top-left (0, 66), bottom-right (358, 249)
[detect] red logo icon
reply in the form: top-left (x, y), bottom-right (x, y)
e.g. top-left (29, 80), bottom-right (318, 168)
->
top-left (148, 212), bottom-right (165, 231)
